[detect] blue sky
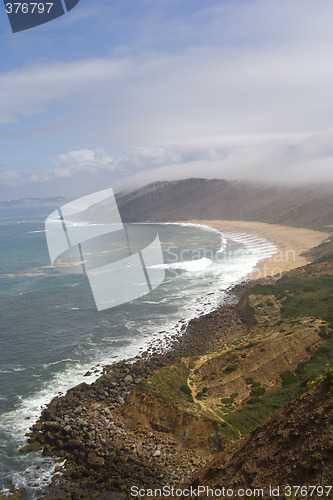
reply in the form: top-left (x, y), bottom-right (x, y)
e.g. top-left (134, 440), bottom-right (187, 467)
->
top-left (1, 0), bottom-right (333, 199)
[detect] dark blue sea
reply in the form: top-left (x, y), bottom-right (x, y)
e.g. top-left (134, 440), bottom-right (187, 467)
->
top-left (0, 206), bottom-right (276, 497)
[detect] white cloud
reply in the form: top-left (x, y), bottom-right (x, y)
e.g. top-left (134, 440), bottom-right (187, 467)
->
top-left (2, 0), bottom-right (333, 197)
top-left (0, 169), bottom-right (24, 186)
top-left (28, 149), bottom-right (116, 182)
top-left (0, 58), bottom-right (135, 125)
top-left (0, 147), bottom-right (182, 191)
top-left (119, 129), bottom-right (333, 189)
top-left (51, 149), bottom-right (115, 177)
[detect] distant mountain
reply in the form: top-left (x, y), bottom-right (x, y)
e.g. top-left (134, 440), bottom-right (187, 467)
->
top-left (114, 178), bottom-right (333, 231)
top-left (0, 197), bottom-right (70, 208)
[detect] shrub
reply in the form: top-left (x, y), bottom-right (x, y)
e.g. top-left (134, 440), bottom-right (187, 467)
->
top-left (180, 384), bottom-right (193, 402)
top-left (319, 325), bottom-right (329, 340)
top-left (280, 370), bottom-right (298, 386)
top-left (246, 396), bottom-right (261, 405)
top-left (251, 381), bottom-right (261, 388)
top-left (250, 386), bottom-right (266, 397)
top-left (324, 364), bottom-right (333, 383)
top-left (307, 364), bottom-right (333, 388)
top-left (225, 363), bottom-right (238, 373)
top-left (180, 384), bottom-right (191, 396)
top-left (307, 376), bottom-right (322, 389)
top-left (221, 397), bottom-right (234, 404)
top-left (246, 377), bottom-right (254, 385)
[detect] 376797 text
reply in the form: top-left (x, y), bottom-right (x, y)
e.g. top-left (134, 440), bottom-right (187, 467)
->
top-left (5, 2), bottom-right (53, 14)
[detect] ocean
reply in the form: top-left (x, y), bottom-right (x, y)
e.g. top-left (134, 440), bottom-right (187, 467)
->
top-left (0, 206), bottom-right (276, 497)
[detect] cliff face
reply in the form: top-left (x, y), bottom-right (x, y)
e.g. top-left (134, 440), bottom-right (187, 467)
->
top-left (234, 292), bottom-right (256, 329)
top-left (114, 178), bottom-right (333, 231)
top-left (117, 288), bottom-right (327, 452)
top-left (187, 380), bottom-right (333, 494)
top-left (120, 378), bottom-right (223, 453)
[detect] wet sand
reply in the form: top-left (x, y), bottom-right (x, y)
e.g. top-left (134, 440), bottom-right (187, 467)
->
top-left (186, 220), bottom-right (330, 279)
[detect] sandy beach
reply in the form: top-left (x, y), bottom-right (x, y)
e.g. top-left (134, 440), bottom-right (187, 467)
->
top-left (187, 219), bottom-right (330, 279)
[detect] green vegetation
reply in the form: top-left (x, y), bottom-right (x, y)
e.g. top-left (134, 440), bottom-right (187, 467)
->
top-left (224, 333), bottom-right (333, 434)
top-left (145, 362), bottom-right (194, 404)
top-left (225, 385), bottom-right (303, 434)
top-left (180, 384), bottom-right (192, 398)
top-left (217, 420), bottom-right (239, 441)
top-left (194, 386), bottom-right (208, 400)
top-left (307, 364), bottom-right (333, 388)
top-left (225, 363), bottom-right (238, 373)
top-left (223, 258), bottom-right (333, 435)
top-left (280, 370), bottom-right (298, 386)
top-left (251, 275), bottom-right (333, 327)
top-left (221, 397), bottom-right (234, 404)
top-left (325, 364), bottom-right (333, 383)
top-left (246, 396), bottom-right (261, 405)
top-left (319, 325), bottom-right (329, 340)
top-left (250, 386), bottom-right (266, 396)
top-left (296, 336), bottom-right (333, 386)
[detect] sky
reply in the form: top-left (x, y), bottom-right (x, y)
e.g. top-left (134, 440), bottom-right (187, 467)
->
top-left (1, 0), bottom-right (333, 199)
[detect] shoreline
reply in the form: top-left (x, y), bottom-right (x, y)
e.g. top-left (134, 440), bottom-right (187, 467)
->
top-left (186, 219), bottom-right (330, 279)
top-left (13, 219), bottom-right (330, 498)
top-left (23, 301), bottom-right (249, 498)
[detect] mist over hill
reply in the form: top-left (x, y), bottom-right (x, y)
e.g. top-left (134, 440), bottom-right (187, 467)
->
top-left (114, 178), bottom-right (333, 232)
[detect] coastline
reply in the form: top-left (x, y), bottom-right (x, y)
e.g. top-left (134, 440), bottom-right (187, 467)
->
top-left (13, 219), bottom-right (330, 498)
top-left (22, 302), bottom-right (249, 498)
top-left (186, 219), bottom-right (330, 279)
